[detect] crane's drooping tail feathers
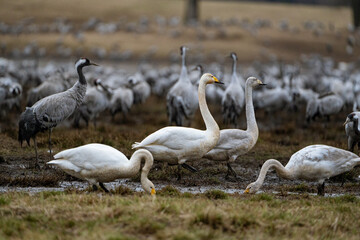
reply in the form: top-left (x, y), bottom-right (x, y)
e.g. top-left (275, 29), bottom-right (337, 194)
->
top-left (132, 142), bottom-right (141, 149)
top-left (168, 95), bottom-right (186, 126)
top-left (18, 108), bottom-right (42, 146)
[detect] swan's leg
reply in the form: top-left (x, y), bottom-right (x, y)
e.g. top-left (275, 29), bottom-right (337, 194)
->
top-left (317, 182), bottom-right (325, 196)
top-left (92, 184), bottom-right (98, 191)
top-left (225, 163), bottom-right (238, 180)
top-left (181, 163), bottom-right (198, 172)
top-left (177, 165), bottom-right (182, 181)
top-left (99, 182), bottom-right (110, 193)
top-left (48, 128), bottom-right (52, 159)
top-left (33, 137), bottom-right (40, 169)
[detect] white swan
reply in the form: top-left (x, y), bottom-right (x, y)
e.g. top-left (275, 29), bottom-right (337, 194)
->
top-left (244, 144), bottom-right (360, 195)
top-left (132, 73), bottom-right (223, 178)
top-left (221, 52), bottom-right (245, 127)
top-left (204, 77), bottom-right (266, 179)
top-left (47, 144), bottom-right (156, 195)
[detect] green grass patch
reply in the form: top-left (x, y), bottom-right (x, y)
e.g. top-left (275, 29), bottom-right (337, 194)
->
top-left (204, 190), bottom-right (228, 200)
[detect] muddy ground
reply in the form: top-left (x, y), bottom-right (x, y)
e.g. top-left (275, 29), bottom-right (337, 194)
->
top-left (0, 95), bottom-right (359, 196)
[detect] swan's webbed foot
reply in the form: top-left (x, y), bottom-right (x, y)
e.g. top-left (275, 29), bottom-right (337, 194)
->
top-left (99, 182), bottom-right (110, 193)
top-left (181, 163), bottom-right (198, 172)
top-left (317, 182), bottom-right (325, 196)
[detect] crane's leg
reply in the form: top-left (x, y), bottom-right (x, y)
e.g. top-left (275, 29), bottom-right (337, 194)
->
top-left (99, 182), bottom-right (110, 193)
top-left (33, 137), bottom-right (40, 169)
top-left (177, 165), bottom-right (182, 181)
top-left (317, 182), bottom-right (325, 196)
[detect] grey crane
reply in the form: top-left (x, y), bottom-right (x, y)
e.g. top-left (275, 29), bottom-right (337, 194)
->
top-left (344, 112), bottom-right (360, 152)
top-left (166, 46), bottom-right (198, 126)
top-left (221, 52), bottom-right (245, 127)
top-left (18, 58), bottom-right (98, 168)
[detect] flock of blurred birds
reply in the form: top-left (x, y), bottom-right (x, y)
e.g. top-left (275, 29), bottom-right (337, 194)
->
top-left (1, 48), bottom-right (360, 127)
top-left (0, 15), bottom-right (359, 60)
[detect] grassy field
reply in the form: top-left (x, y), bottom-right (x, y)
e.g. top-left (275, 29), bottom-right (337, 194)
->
top-left (1, 189), bottom-right (360, 239)
top-left (0, 0), bottom-right (355, 62)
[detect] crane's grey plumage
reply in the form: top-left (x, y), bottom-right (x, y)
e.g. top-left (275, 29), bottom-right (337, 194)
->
top-left (18, 58), bottom-right (98, 168)
top-left (306, 93), bottom-right (344, 122)
top-left (110, 86), bottom-right (134, 120)
top-left (128, 73), bottom-right (151, 104)
top-left (166, 46), bottom-right (198, 126)
top-left (74, 79), bottom-right (110, 128)
top-left (222, 52), bottom-right (245, 127)
top-left (344, 112), bottom-right (360, 152)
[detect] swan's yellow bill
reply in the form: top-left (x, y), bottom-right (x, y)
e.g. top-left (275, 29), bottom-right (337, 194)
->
top-left (151, 188), bottom-right (156, 195)
top-left (244, 189), bottom-right (250, 194)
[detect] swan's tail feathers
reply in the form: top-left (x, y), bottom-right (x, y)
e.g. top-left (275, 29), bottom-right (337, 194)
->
top-left (47, 160), bottom-right (63, 165)
top-left (47, 159), bottom-right (81, 172)
top-left (132, 142), bottom-right (141, 149)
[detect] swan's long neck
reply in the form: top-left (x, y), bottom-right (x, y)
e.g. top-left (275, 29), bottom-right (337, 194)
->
top-left (130, 150), bottom-right (154, 186)
top-left (198, 79), bottom-right (219, 133)
top-left (254, 159), bottom-right (293, 187)
top-left (245, 82), bottom-right (257, 136)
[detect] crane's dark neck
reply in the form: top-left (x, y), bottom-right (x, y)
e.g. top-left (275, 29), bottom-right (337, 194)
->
top-left (77, 66), bottom-right (87, 85)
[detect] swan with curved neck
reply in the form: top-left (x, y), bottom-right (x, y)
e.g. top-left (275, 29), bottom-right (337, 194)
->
top-left (133, 73), bottom-right (223, 178)
top-left (205, 77), bottom-right (266, 179)
top-left (222, 52), bottom-right (245, 127)
top-left (47, 144), bottom-right (156, 195)
top-left (245, 145), bottom-right (360, 196)
top-left (344, 112), bottom-right (360, 152)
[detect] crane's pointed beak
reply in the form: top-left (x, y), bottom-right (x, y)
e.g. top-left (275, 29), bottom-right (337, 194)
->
top-left (90, 62), bottom-right (99, 66)
top-left (344, 119), bottom-right (350, 126)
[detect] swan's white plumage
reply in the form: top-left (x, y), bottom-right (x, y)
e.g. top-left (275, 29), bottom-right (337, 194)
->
top-left (133, 73), bottom-right (221, 165)
top-left (245, 144), bottom-right (360, 194)
top-left (205, 77), bottom-right (264, 165)
top-left (49, 144), bottom-right (155, 194)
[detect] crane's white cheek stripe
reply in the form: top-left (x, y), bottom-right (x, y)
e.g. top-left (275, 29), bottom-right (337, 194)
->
top-left (75, 59), bottom-right (86, 68)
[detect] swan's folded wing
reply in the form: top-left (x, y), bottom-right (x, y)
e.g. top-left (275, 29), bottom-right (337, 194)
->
top-left (135, 127), bottom-right (204, 150)
top-left (215, 129), bottom-right (249, 150)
